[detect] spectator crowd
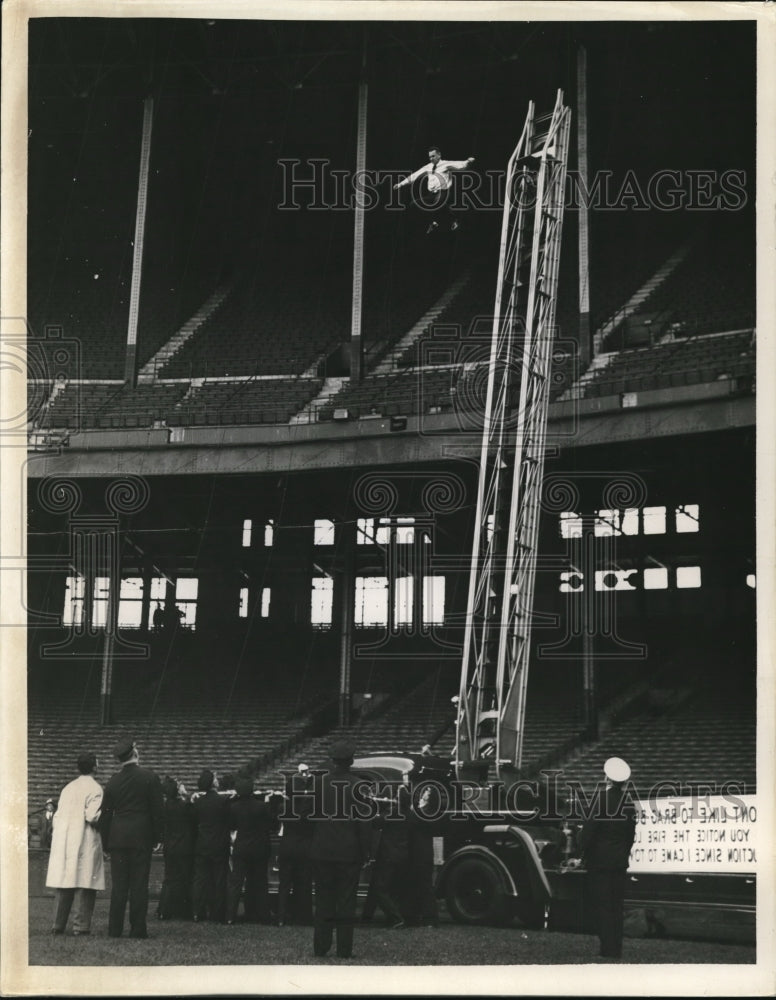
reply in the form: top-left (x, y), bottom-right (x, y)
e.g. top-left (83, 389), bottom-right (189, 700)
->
top-left (44, 737), bottom-right (437, 959)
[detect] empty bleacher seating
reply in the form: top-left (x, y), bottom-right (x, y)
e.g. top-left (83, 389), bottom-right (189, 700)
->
top-left (583, 330), bottom-right (754, 399)
top-left (257, 669), bottom-right (459, 790)
top-left (39, 381), bottom-right (192, 430)
top-left (169, 377), bottom-right (323, 425)
top-left (555, 686), bottom-right (756, 795)
top-left (27, 652), bottom-right (338, 812)
top-left (621, 223), bottom-right (755, 342)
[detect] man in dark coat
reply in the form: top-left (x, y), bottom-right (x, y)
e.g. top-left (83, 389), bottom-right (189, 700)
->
top-left (362, 786), bottom-right (409, 928)
top-left (99, 738), bottom-right (164, 939)
top-left (226, 777), bottom-right (277, 924)
top-left (577, 756), bottom-right (637, 960)
top-left (277, 764), bottom-right (315, 926)
top-left (191, 769), bottom-right (232, 923)
top-left (405, 785), bottom-right (439, 927)
top-left (157, 777), bottom-right (196, 920)
top-left (310, 740), bottom-right (371, 959)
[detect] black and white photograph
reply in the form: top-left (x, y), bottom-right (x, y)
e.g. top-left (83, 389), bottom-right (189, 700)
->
top-left (1, 1), bottom-right (774, 995)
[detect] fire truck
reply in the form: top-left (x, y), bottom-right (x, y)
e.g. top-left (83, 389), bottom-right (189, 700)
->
top-left (351, 748), bottom-right (564, 929)
top-left (348, 92), bottom-right (754, 945)
top-left (349, 749), bottom-right (755, 943)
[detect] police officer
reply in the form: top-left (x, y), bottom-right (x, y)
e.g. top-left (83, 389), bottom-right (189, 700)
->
top-left (405, 785), bottom-right (439, 927)
top-left (310, 740), bottom-right (371, 959)
top-left (277, 764), bottom-right (315, 926)
top-left (577, 756), bottom-right (637, 960)
top-left (100, 738), bottom-right (164, 939)
top-left (363, 786), bottom-right (409, 928)
top-left (157, 777), bottom-right (196, 920)
top-left (226, 776), bottom-right (276, 924)
top-left (191, 769), bottom-right (231, 923)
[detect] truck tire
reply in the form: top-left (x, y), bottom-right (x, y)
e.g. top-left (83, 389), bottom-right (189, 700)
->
top-left (445, 857), bottom-right (510, 926)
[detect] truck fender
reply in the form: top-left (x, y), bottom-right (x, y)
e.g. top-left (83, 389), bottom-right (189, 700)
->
top-left (499, 824), bottom-right (553, 902)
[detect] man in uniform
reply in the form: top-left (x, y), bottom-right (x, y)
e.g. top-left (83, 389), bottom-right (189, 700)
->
top-left (362, 785), bottom-right (409, 928)
top-left (310, 740), bottom-right (371, 959)
top-left (405, 784), bottom-right (439, 927)
top-left (277, 763), bottom-right (315, 926)
top-left (577, 756), bottom-right (637, 960)
top-left (157, 776), bottom-right (196, 921)
top-left (226, 775), bottom-right (276, 924)
top-left (100, 738), bottom-right (164, 939)
top-left (191, 769), bottom-right (231, 923)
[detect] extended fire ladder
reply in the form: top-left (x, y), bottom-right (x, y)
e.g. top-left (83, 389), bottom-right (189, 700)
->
top-left (455, 91), bottom-right (571, 783)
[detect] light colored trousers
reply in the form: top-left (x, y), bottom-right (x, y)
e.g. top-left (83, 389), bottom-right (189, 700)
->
top-left (52, 888), bottom-right (97, 933)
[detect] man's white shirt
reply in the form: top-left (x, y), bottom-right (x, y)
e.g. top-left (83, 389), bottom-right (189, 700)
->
top-left (400, 159), bottom-right (471, 192)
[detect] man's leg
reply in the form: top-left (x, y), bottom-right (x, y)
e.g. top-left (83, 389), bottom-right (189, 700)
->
top-left (109, 849), bottom-right (130, 937)
top-left (191, 854), bottom-right (208, 920)
top-left (334, 862), bottom-right (362, 958)
top-left (51, 888), bottom-right (74, 933)
top-left (425, 191), bottom-right (443, 233)
top-left (180, 855), bottom-right (194, 919)
top-left (211, 853), bottom-right (229, 924)
top-left (254, 851), bottom-right (271, 923)
top-left (226, 855), bottom-right (246, 923)
top-left (277, 856), bottom-right (292, 924)
top-left (160, 852), bottom-right (185, 918)
top-left (371, 856), bottom-right (403, 925)
top-left (127, 847), bottom-right (152, 938)
top-left (411, 848), bottom-right (438, 926)
top-left (425, 189), bottom-right (456, 233)
top-left (241, 856), bottom-right (259, 922)
top-left (313, 861), bottom-right (336, 957)
top-left (296, 857), bottom-right (314, 925)
top-left (599, 869), bottom-right (626, 958)
top-left (361, 876), bottom-right (377, 922)
top-left (73, 888), bottom-right (96, 934)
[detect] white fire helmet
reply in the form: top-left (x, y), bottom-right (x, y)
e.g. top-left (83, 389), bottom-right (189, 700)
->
top-left (603, 757), bottom-right (631, 783)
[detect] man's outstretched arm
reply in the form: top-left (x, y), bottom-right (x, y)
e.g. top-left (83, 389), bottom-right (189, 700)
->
top-left (446, 157), bottom-right (476, 170)
top-left (393, 163), bottom-right (431, 190)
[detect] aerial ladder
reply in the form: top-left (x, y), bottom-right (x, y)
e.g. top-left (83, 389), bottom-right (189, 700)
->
top-left (455, 91), bottom-right (571, 787)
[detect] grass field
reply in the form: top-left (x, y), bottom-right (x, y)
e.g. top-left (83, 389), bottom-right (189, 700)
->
top-left (27, 897), bottom-right (755, 967)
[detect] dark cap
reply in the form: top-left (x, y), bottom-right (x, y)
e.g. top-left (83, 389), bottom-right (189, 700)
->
top-left (234, 776), bottom-right (253, 797)
top-left (329, 739), bottom-right (355, 762)
top-left (161, 776), bottom-right (179, 800)
top-left (198, 768), bottom-right (215, 791)
top-left (113, 738), bottom-right (136, 762)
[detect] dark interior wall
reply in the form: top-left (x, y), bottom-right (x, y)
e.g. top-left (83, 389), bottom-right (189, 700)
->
top-left (27, 425), bottom-right (755, 705)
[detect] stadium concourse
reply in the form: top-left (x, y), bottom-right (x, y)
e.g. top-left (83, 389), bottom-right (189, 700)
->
top-left (23, 16), bottom-right (757, 964)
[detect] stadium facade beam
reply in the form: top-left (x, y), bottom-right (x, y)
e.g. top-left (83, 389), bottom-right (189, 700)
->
top-left (580, 514), bottom-right (598, 740)
top-left (577, 46), bottom-right (591, 370)
top-left (124, 97), bottom-right (154, 386)
top-left (338, 516), bottom-right (356, 727)
top-left (350, 32), bottom-right (368, 383)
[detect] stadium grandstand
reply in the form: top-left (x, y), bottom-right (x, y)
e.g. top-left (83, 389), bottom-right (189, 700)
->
top-left (23, 16), bottom-right (758, 949)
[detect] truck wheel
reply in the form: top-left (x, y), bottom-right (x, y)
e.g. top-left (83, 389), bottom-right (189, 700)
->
top-left (445, 858), bottom-right (509, 926)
